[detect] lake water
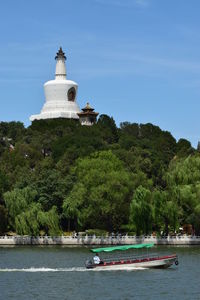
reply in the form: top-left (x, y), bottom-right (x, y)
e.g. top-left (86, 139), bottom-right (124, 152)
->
top-left (0, 245), bottom-right (200, 300)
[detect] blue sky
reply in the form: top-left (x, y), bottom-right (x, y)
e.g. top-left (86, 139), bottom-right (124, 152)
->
top-left (0, 0), bottom-right (200, 146)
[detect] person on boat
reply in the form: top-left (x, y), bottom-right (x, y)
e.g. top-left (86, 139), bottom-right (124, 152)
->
top-left (93, 253), bottom-right (101, 264)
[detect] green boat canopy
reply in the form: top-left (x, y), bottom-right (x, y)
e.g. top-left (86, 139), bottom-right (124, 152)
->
top-left (90, 243), bottom-right (154, 253)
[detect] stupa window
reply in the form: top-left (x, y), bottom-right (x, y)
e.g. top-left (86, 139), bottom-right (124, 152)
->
top-left (68, 87), bottom-right (76, 101)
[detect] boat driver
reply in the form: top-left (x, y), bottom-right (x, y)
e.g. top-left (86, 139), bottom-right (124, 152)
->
top-left (93, 253), bottom-right (101, 264)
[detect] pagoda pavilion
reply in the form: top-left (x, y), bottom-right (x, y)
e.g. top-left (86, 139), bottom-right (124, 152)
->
top-left (78, 102), bottom-right (99, 126)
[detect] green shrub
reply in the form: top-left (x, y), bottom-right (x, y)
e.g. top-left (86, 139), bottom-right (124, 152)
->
top-left (86, 229), bottom-right (108, 237)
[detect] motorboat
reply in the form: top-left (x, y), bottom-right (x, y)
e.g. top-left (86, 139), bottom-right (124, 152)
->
top-left (85, 243), bottom-right (178, 269)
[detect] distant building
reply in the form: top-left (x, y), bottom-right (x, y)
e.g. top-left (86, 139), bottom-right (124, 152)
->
top-left (30, 48), bottom-right (99, 125)
top-left (30, 47), bottom-right (80, 121)
top-left (78, 102), bottom-right (99, 126)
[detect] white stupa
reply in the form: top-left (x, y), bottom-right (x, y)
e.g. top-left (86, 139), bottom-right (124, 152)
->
top-left (30, 47), bottom-right (80, 121)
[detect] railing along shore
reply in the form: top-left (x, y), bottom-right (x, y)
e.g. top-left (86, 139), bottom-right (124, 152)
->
top-left (0, 235), bottom-right (200, 245)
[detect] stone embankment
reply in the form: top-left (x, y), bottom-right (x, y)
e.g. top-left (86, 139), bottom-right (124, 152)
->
top-left (0, 235), bottom-right (200, 245)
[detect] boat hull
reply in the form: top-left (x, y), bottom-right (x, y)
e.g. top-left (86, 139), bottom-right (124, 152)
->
top-left (86, 255), bottom-right (178, 270)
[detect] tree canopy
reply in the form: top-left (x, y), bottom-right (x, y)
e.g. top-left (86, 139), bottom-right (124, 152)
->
top-left (0, 117), bottom-right (198, 235)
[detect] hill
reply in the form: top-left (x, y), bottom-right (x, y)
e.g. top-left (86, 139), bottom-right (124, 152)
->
top-left (0, 115), bottom-right (199, 236)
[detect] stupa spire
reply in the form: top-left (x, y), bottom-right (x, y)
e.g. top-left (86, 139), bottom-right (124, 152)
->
top-left (55, 47), bottom-right (66, 60)
top-left (55, 47), bottom-right (67, 80)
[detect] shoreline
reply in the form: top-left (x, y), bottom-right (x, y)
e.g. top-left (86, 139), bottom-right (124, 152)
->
top-left (0, 235), bottom-right (200, 245)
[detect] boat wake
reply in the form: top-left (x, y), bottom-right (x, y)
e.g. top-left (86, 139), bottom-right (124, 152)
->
top-left (0, 267), bottom-right (85, 272)
top-left (0, 266), bottom-right (146, 272)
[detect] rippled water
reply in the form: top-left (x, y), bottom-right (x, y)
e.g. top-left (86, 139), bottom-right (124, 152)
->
top-left (0, 245), bottom-right (200, 300)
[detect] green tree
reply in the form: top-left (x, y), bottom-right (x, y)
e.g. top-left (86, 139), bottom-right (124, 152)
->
top-left (129, 186), bottom-right (153, 235)
top-left (176, 138), bottom-right (194, 157)
top-left (63, 150), bottom-right (133, 231)
top-left (0, 205), bottom-right (8, 234)
top-left (97, 114), bottom-right (119, 144)
top-left (39, 206), bottom-right (61, 236)
top-left (187, 204), bottom-right (200, 235)
top-left (15, 203), bottom-right (42, 236)
top-left (152, 189), bottom-right (179, 235)
top-left (0, 170), bottom-right (9, 202)
top-left (165, 155), bottom-right (200, 233)
top-left (31, 168), bottom-right (68, 212)
top-left (4, 187), bottom-right (37, 229)
top-left (14, 204), bottom-right (61, 236)
top-left (0, 121), bottom-right (25, 142)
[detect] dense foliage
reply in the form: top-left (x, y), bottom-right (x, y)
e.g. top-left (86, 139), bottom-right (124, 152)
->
top-left (0, 116), bottom-right (198, 236)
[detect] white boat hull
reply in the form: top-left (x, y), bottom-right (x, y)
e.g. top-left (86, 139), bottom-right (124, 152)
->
top-left (86, 255), bottom-right (178, 270)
